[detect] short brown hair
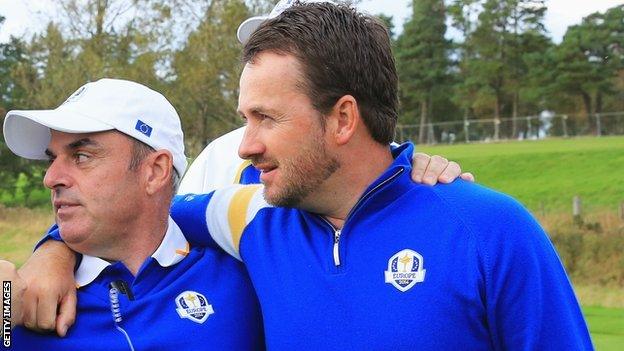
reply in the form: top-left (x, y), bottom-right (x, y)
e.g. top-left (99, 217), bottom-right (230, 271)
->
top-left (243, 1), bottom-right (398, 144)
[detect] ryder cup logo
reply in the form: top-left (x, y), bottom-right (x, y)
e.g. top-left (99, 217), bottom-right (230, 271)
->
top-left (384, 249), bottom-right (426, 292)
top-left (175, 291), bottom-right (214, 324)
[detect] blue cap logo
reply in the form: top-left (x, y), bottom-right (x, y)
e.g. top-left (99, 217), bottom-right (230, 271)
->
top-left (135, 120), bottom-right (153, 137)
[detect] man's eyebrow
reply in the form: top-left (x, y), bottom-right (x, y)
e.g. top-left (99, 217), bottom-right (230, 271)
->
top-left (67, 138), bottom-right (100, 149)
top-left (247, 106), bottom-right (281, 117)
top-left (44, 138), bottom-right (101, 158)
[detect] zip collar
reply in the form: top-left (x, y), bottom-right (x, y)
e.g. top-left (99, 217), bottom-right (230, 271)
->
top-left (344, 142), bottom-right (415, 221)
top-left (318, 142), bottom-right (415, 228)
top-left (316, 143), bottom-right (415, 267)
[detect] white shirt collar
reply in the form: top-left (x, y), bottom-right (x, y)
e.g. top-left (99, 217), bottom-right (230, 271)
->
top-left (75, 216), bottom-right (189, 288)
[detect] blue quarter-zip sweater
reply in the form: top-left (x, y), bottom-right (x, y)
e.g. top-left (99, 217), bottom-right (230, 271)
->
top-left (15, 218), bottom-right (264, 350)
top-left (171, 143), bottom-right (592, 350)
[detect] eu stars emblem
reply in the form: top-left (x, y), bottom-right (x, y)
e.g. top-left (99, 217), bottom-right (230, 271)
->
top-left (135, 119), bottom-right (153, 137)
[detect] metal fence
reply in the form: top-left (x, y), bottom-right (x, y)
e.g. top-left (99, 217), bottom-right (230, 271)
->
top-left (396, 111), bottom-right (624, 144)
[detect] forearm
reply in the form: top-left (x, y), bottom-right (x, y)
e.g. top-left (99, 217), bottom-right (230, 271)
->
top-left (20, 240), bottom-right (76, 277)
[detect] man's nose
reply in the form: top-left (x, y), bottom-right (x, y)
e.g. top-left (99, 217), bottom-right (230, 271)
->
top-left (238, 125), bottom-right (266, 160)
top-left (43, 158), bottom-right (71, 190)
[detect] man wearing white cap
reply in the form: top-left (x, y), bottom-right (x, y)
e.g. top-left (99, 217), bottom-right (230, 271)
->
top-left (3, 78), bottom-right (264, 350)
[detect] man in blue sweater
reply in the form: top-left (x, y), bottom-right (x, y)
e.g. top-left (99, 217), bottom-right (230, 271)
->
top-left (3, 79), bottom-right (264, 350)
top-left (165, 2), bottom-right (592, 348)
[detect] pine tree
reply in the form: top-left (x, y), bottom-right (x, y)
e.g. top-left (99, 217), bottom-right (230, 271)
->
top-left (465, 0), bottom-right (547, 139)
top-left (549, 5), bottom-right (624, 118)
top-left (396, 0), bottom-right (451, 144)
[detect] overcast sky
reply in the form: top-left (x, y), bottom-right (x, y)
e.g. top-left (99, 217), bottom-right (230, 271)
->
top-left (1, 0), bottom-right (622, 43)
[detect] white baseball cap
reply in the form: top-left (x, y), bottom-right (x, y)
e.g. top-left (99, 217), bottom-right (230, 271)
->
top-left (3, 78), bottom-right (187, 176)
top-left (237, 0), bottom-right (330, 44)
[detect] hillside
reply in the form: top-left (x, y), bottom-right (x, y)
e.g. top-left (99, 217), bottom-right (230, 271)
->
top-left (418, 136), bottom-right (624, 213)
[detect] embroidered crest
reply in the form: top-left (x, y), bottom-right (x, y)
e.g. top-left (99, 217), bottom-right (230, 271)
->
top-left (175, 291), bottom-right (214, 324)
top-left (384, 249), bottom-right (426, 292)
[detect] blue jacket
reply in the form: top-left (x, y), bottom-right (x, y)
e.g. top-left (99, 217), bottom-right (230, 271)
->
top-left (14, 218), bottom-right (264, 350)
top-left (172, 143), bottom-right (593, 350)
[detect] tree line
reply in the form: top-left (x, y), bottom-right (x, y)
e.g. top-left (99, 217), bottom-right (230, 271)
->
top-left (396, 0), bottom-right (623, 143)
top-left (0, 0), bottom-right (623, 205)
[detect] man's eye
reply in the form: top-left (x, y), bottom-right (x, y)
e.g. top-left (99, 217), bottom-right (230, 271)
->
top-left (75, 153), bottom-right (90, 163)
top-left (259, 113), bottom-right (273, 121)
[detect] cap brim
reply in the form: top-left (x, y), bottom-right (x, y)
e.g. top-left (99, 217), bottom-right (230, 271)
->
top-left (237, 15), bottom-right (270, 44)
top-left (3, 109), bottom-right (113, 160)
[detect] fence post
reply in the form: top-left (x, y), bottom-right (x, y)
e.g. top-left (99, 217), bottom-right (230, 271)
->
top-left (573, 196), bottom-right (582, 224)
top-left (464, 119), bottom-right (470, 143)
top-left (494, 118), bottom-right (500, 141)
top-left (596, 113), bottom-right (602, 137)
top-left (427, 123), bottom-right (435, 145)
top-left (562, 114), bottom-right (569, 138)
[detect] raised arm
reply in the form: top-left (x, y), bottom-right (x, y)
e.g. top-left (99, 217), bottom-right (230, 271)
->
top-left (174, 184), bottom-right (271, 263)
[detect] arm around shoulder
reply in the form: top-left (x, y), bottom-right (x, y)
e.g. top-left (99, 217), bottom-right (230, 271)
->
top-left (172, 185), bottom-right (268, 261)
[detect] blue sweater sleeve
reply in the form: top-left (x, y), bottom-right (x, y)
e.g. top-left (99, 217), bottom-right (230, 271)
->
top-left (33, 224), bottom-right (62, 251)
top-left (171, 193), bottom-right (221, 250)
top-left (33, 224), bottom-right (83, 268)
top-left (447, 186), bottom-right (593, 350)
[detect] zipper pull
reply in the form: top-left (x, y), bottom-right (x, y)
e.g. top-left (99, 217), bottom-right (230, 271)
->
top-left (111, 280), bottom-right (135, 301)
top-left (333, 229), bottom-right (341, 266)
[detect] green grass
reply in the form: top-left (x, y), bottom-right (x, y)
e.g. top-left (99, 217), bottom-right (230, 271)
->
top-left (584, 306), bottom-right (624, 350)
top-left (0, 206), bottom-right (53, 266)
top-left (418, 136), bottom-right (624, 212)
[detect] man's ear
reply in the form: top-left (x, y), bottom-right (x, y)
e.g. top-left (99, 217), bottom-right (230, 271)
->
top-left (144, 150), bottom-right (173, 195)
top-left (330, 95), bottom-right (359, 145)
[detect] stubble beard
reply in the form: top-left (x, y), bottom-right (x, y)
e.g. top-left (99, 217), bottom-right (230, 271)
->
top-left (263, 138), bottom-right (340, 208)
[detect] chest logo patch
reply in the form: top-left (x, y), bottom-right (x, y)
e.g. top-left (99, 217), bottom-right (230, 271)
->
top-left (384, 249), bottom-right (426, 292)
top-left (175, 291), bottom-right (214, 324)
